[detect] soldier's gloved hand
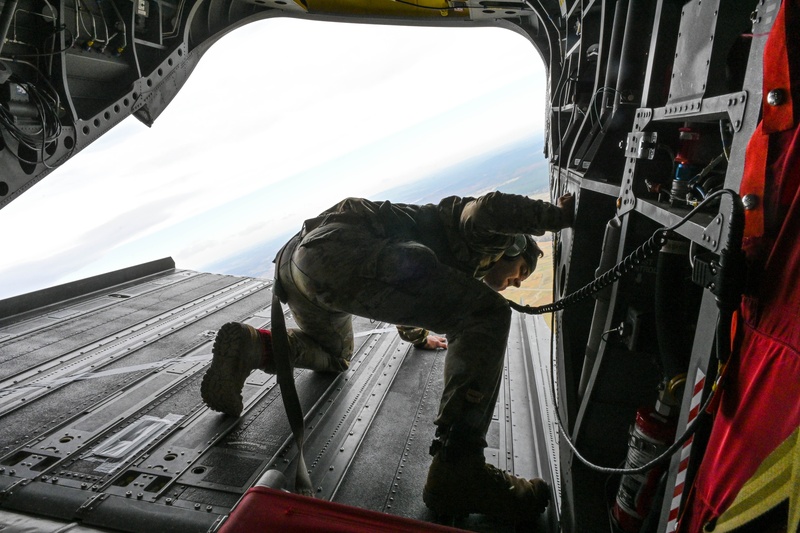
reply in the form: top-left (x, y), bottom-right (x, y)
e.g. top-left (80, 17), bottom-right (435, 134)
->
top-left (557, 193), bottom-right (575, 228)
top-left (421, 335), bottom-right (448, 350)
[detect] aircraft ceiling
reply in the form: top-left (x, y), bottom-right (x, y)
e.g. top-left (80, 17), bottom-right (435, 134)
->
top-left (0, 0), bottom-right (561, 211)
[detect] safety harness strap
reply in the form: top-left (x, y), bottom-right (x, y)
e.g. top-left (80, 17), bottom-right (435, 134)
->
top-left (271, 241), bottom-right (314, 497)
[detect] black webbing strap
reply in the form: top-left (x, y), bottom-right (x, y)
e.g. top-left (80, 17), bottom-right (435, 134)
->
top-left (271, 241), bottom-right (314, 496)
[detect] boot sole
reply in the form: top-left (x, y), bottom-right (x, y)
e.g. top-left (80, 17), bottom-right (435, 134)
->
top-left (423, 480), bottom-right (550, 521)
top-left (201, 322), bottom-right (256, 416)
top-left (423, 488), bottom-right (466, 518)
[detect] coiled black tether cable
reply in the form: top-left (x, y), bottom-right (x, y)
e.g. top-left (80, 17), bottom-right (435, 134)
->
top-left (509, 189), bottom-right (745, 476)
top-left (508, 189), bottom-right (742, 318)
top-left (508, 228), bottom-right (671, 316)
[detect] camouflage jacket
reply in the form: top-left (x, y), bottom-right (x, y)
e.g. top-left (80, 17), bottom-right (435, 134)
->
top-left (303, 191), bottom-right (568, 345)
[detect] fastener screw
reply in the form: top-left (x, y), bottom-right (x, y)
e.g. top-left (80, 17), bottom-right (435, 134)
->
top-left (742, 194), bottom-right (759, 210)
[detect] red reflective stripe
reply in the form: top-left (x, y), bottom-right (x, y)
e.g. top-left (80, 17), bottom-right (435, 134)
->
top-left (762, 0), bottom-right (794, 134)
top-left (741, 123), bottom-right (767, 239)
top-left (742, 0), bottom-right (798, 239)
top-left (692, 378), bottom-right (704, 397)
top-left (677, 4), bottom-right (800, 530)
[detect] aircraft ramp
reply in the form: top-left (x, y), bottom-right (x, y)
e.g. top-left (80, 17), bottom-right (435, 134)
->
top-left (0, 258), bottom-right (560, 532)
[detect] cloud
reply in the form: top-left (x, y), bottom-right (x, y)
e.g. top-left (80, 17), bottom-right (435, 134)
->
top-left (0, 194), bottom-right (192, 298)
top-left (0, 18), bottom-right (547, 301)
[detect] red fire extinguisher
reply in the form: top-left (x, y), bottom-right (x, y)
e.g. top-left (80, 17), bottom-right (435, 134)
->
top-left (611, 402), bottom-right (677, 532)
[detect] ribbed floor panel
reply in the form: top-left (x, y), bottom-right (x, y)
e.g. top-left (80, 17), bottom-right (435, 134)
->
top-left (0, 266), bottom-right (559, 532)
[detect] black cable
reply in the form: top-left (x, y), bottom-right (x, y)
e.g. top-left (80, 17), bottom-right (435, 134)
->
top-left (523, 189), bottom-right (742, 475)
top-left (2, 26), bottom-right (77, 57)
top-left (552, 359), bottom-right (713, 475)
top-left (510, 189), bottom-right (737, 316)
top-left (545, 270), bottom-right (715, 475)
top-left (4, 58), bottom-right (63, 111)
top-left (0, 75), bottom-right (63, 166)
top-left (391, 0), bottom-right (476, 12)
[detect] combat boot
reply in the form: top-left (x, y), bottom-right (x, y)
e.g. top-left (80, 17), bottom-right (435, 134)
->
top-left (201, 322), bottom-right (273, 417)
top-left (423, 438), bottom-right (550, 522)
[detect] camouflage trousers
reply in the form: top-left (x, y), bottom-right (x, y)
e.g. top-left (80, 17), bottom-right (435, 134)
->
top-left (275, 222), bottom-right (512, 440)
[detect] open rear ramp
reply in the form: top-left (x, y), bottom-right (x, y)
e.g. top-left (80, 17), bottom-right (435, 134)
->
top-left (0, 258), bottom-right (560, 532)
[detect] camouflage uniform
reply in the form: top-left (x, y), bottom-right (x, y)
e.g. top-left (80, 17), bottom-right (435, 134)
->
top-left (274, 192), bottom-right (567, 441)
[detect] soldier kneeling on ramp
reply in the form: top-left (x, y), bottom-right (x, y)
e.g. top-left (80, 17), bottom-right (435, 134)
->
top-left (201, 190), bottom-right (574, 522)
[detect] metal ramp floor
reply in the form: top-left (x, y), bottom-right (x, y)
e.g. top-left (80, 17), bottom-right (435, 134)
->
top-left (0, 259), bottom-right (560, 532)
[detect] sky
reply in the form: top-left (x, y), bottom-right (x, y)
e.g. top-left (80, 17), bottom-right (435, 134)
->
top-left (0, 17), bottom-right (547, 301)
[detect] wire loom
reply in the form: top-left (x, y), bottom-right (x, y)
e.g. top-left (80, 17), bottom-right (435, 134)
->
top-left (0, 76), bottom-right (63, 167)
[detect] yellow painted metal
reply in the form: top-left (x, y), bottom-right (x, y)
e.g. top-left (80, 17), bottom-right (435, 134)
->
top-left (709, 427), bottom-right (800, 533)
top-left (300, 0), bottom-right (469, 19)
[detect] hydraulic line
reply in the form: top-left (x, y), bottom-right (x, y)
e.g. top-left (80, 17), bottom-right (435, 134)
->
top-left (0, 0), bottom-right (19, 56)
